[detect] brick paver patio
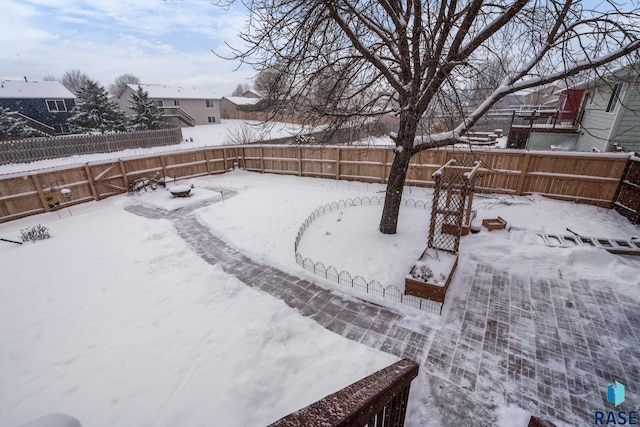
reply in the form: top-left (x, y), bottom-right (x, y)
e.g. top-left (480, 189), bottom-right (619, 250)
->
top-left (126, 198), bottom-right (640, 426)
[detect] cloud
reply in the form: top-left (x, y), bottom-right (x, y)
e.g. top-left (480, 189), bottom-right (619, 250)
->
top-left (0, 0), bottom-right (253, 95)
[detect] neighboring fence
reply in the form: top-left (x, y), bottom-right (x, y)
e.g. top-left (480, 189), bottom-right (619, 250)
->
top-left (0, 145), bottom-right (633, 224)
top-left (247, 127), bottom-right (367, 146)
top-left (0, 127), bottom-right (183, 165)
top-left (612, 155), bottom-right (640, 224)
top-left (269, 358), bottom-right (419, 427)
top-left (294, 196), bottom-right (443, 314)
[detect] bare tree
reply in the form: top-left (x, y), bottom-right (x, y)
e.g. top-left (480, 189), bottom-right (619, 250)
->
top-left (467, 57), bottom-right (513, 109)
top-left (253, 68), bottom-right (286, 98)
top-left (229, 0), bottom-right (640, 234)
top-left (109, 73), bottom-right (141, 95)
top-left (61, 69), bottom-right (91, 96)
top-left (231, 83), bottom-right (252, 96)
top-left (42, 74), bottom-right (57, 82)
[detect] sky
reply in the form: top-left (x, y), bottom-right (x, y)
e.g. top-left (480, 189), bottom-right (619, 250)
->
top-left (0, 0), bottom-right (255, 96)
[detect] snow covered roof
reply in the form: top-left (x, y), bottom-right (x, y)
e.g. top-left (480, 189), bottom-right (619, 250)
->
top-left (222, 96), bottom-right (262, 106)
top-left (127, 84), bottom-right (220, 100)
top-left (572, 63), bottom-right (639, 89)
top-left (0, 80), bottom-right (75, 99)
top-left (242, 89), bottom-right (263, 98)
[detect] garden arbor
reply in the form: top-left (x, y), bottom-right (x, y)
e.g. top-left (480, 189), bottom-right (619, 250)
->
top-left (428, 158), bottom-right (483, 255)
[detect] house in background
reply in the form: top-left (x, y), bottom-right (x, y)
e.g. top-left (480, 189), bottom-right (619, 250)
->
top-left (508, 65), bottom-right (640, 152)
top-left (0, 79), bottom-right (76, 136)
top-left (572, 65), bottom-right (640, 152)
top-left (114, 84), bottom-right (221, 127)
top-left (220, 90), bottom-right (267, 121)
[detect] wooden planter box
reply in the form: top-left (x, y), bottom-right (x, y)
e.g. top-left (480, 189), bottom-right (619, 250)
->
top-left (405, 255), bottom-right (458, 302)
top-left (482, 217), bottom-right (507, 231)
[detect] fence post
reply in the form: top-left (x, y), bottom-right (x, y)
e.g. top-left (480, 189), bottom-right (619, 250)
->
top-left (336, 146), bottom-right (341, 180)
top-left (157, 155), bottom-right (166, 178)
top-left (84, 163), bottom-right (99, 201)
top-left (31, 174), bottom-right (50, 213)
top-left (516, 151), bottom-right (532, 196)
top-left (298, 145), bottom-right (303, 177)
top-left (381, 148), bottom-right (389, 183)
top-left (222, 147), bottom-right (228, 173)
top-left (202, 149), bottom-right (211, 175)
top-left (118, 159), bottom-right (128, 189)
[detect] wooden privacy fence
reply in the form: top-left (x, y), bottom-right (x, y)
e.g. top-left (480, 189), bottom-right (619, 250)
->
top-left (236, 145), bottom-right (630, 207)
top-left (612, 155), bottom-right (640, 224)
top-left (0, 127), bottom-right (183, 165)
top-left (0, 144), bottom-right (632, 223)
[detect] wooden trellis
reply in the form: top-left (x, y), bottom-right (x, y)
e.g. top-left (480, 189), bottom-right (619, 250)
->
top-left (427, 159), bottom-right (482, 254)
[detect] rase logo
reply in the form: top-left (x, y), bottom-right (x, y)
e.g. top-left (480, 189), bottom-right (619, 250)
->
top-left (609, 381), bottom-right (626, 407)
top-left (594, 381), bottom-right (637, 425)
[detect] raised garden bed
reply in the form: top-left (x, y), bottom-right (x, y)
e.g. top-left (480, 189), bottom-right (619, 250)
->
top-left (405, 248), bottom-right (458, 302)
top-left (482, 217), bottom-right (507, 231)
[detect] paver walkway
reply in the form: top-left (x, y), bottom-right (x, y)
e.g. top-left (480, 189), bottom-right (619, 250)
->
top-left (427, 258), bottom-right (640, 426)
top-left (126, 201), bottom-right (430, 362)
top-left (126, 196), bottom-right (640, 426)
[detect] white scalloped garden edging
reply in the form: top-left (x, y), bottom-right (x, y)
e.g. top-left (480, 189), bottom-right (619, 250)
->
top-left (294, 196), bottom-right (442, 313)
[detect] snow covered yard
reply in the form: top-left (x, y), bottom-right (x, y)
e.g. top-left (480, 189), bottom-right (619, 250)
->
top-left (0, 190), bottom-right (396, 427)
top-left (1, 169), bottom-right (639, 426)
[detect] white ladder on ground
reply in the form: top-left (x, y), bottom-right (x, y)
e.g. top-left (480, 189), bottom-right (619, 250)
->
top-left (537, 232), bottom-right (640, 256)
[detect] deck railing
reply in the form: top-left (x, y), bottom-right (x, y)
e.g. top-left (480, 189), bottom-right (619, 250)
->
top-left (161, 107), bottom-right (196, 126)
top-left (269, 358), bottom-right (419, 427)
top-left (508, 109), bottom-right (579, 131)
top-left (10, 112), bottom-right (56, 137)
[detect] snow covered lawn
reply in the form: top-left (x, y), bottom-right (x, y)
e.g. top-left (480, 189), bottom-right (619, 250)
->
top-left (0, 193), bottom-right (396, 427)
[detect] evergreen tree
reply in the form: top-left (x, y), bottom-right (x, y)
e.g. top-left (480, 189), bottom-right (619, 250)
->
top-left (0, 107), bottom-right (34, 140)
top-left (128, 86), bottom-right (165, 131)
top-left (68, 80), bottom-right (126, 134)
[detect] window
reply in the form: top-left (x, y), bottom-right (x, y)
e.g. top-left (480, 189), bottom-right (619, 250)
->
top-left (605, 83), bottom-right (624, 113)
top-left (46, 99), bottom-right (67, 112)
top-left (208, 116), bottom-right (216, 123)
top-left (53, 124), bottom-right (71, 134)
top-left (206, 99), bottom-right (215, 108)
top-left (174, 99), bottom-right (180, 106)
top-left (154, 100), bottom-right (164, 107)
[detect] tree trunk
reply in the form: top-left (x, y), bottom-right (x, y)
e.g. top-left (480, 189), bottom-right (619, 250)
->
top-left (379, 147), bottom-right (412, 234)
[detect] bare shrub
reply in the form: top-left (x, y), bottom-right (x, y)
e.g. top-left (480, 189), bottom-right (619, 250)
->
top-left (20, 225), bottom-right (51, 242)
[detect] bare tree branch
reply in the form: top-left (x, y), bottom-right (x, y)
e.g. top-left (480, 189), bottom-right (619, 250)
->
top-left (223, 0), bottom-right (640, 233)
